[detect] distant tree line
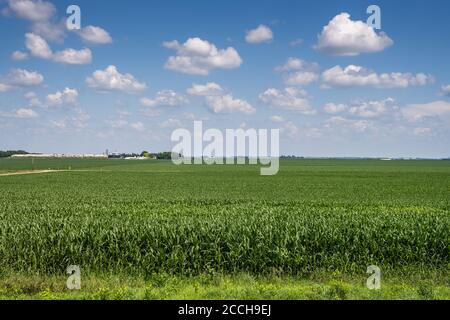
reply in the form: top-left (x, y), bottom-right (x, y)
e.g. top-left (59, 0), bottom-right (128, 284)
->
top-left (280, 155), bottom-right (305, 159)
top-left (0, 150), bottom-right (28, 158)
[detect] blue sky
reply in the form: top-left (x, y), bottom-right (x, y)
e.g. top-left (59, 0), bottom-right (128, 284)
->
top-left (1, 0), bottom-right (449, 157)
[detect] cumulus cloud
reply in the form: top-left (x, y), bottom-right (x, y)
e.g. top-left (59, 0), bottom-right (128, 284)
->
top-left (402, 101), bottom-right (450, 121)
top-left (0, 84), bottom-right (13, 92)
top-left (15, 107), bottom-right (38, 118)
top-left (11, 50), bottom-right (28, 60)
top-left (4, 1), bottom-right (66, 42)
top-left (289, 38), bottom-right (303, 47)
top-left (439, 84), bottom-right (450, 96)
top-left (245, 25), bottom-right (273, 44)
top-left (140, 90), bottom-right (187, 107)
top-left (31, 20), bottom-right (66, 42)
top-left (160, 118), bottom-right (182, 128)
top-left (46, 87), bottom-right (78, 106)
top-left (1, 107), bottom-right (39, 119)
top-left (163, 37), bottom-right (242, 75)
top-left (130, 121), bottom-right (145, 131)
top-left (25, 32), bottom-right (52, 59)
top-left (77, 25), bottom-right (112, 44)
top-left (25, 33), bottom-right (92, 64)
top-left (275, 57), bottom-right (319, 86)
top-left (315, 12), bottom-right (393, 56)
top-left (187, 82), bottom-right (224, 96)
top-left (205, 94), bottom-right (255, 114)
top-left (270, 115), bottom-right (284, 122)
top-left (4, 0), bottom-right (55, 22)
top-left (51, 108), bottom-right (90, 130)
top-left (185, 82), bottom-right (252, 115)
top-left (321, 65), bottom-right (434, 89)
top-left (52, 48), bottom-right (92, 64)
top-left (282, 121), bottom-right (299, 137)
top-left (323, 103), bottom-right (348, 114)
top-left (348, 98), bottom-right (396, 118)
top-left (325, 116), bottom-right (373, 133)
top-left (323, 98), bottom-right (397, 119)
top-left (24, 91), bottom-right (42, 107)
top-left (413, 127), bottom-right (433, 136)
top-left (259, 87), bottom-right (315, 114)
top-left (86, 65), bottom-right (147, 94)
top-left (106, 118), bottom-right (129, 129)
top-left (1, 68), bottom-right (44, 87)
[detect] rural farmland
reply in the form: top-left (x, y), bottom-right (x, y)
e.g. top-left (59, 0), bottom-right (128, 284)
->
top-left (0, 158), bottom-right (448, 299)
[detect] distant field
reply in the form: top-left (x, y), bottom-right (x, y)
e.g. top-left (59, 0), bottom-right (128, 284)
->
top-left (0, 158), bottom-right (448, 299)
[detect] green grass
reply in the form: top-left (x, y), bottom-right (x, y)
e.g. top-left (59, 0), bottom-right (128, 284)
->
top-left (1, 274), bottom-right (448, 300)
top-left (0, 158), bottom-right (449, 299)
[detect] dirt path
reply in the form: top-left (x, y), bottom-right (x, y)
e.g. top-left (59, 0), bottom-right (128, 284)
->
top-left (0, 169), bottom-right (63, 177)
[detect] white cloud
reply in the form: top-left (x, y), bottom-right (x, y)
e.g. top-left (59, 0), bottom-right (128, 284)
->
top-left (15, 107), bottom-right (38, 118)
top-left (325, 116), bottom-right (373, 133)
top-left (160, 118), bottom-right (182, 128)
top-left (321, 65), bottom-right (434, 89)
top-left (163, 37), bottom-right (242, 75)
top-left (402, 101), bottom-right (450, 121)
top-left (245, 24), bottom-right (273, 44)
top-left (46, 87), bottom-right (78, 106)
top-left (70, 108), bottom-right (90, 129)
top-left (52, 108), bottom-right (90, 130)
top-left (205, 94), bottom-right (255, 114)
top-left (281, 121), bottom-right (323, 139)
top-left (0, 83), bottom-right (13, 92)
top-left (141, 108), bottom-right (161, 117)
top-left (86, 65), bottom-right (147, 94)
top-left (185, 82), bottom-right (252, 115)
top-left (130, 121), bottom-right (145, 131)
top-left (348, 98), bottom-right (395, 118)
top-left (259, 87), bottom-right (315, 114)
top-left (0, 106), bottom-right (40, 119)
top-left (270, 115), bottom-right (284, 122)
top-left (323, 103), bottom-right (348, 114)
top-left (25, 32), bottom-right (52, 59)
top-left (52, 48), bottom-right (92, 65)
top-left (284, 72), bottom-right (319, 86)
top-left (315, 12), bottom-right (393, 56)
top-left (51, 119), bottom-right (67, 129)
top-left (25, 33), bottom-right (92, 64)
top-left (187, 82), bottom-right (224, 96)
top-left (5, 0), bottom-right (55, 22)
top-left (275, 58), bottom-right (319, 86)
top-left (1, 68), bottom-right (44, 87)
top-left (32, 20), bottom-right (66, 42)
top-left (282, 121), bottom-right (299, 137)
top-left (77, 25), bottom-right (112, 44)
top-left (4, 1), bottom-right (66, 42)
top-left (290, 38), bottom-right (303, 47)
top-left (107, 119), bottom-right (128, 129)
top-left (24, 91), bottom-right (42, 107)
top-left (413, 127), bottom-right (433, 136)
top-left (140, 90), bottom-right (187, 107)
top-left (439, 84), bottom-right (450, 96)
top-left (275, 57), bottom-right (309, 72)
top-left (323, 98), bottom-right (397, 119)
top-left (11, 50), bottom-right (28, 60)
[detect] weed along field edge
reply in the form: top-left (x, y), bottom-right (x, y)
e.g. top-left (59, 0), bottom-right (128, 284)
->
top-left (0, 158), bottom-right (449, 300)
